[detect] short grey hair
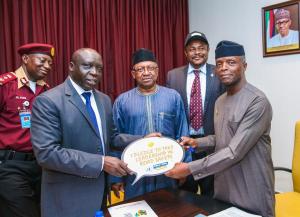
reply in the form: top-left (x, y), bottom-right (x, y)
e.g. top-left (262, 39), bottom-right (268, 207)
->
top-left (239, 55), bottom-right (246, 63)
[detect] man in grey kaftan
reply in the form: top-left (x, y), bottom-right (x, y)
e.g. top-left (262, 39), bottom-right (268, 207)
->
top-left (166, 41), bottom-right (275, 217)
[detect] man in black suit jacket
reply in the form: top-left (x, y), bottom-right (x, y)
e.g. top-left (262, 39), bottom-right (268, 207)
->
top-left (166, 31), bottom-right (224, 196)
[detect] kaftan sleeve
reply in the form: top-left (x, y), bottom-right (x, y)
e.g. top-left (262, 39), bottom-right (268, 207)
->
top-left (111, 97), bottom-right (142, 150)
top-left (189, 96), bottom-right (272, 180)
top-left (195, 135), bottom-right (217, 152)
top-left (174, 93), bottom-right (189, 139)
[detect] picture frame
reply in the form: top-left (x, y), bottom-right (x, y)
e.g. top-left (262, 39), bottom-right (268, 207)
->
top-left (262, 0), bottom-right (300, 57)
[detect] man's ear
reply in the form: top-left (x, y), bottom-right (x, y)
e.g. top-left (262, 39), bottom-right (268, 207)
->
top-left (131, 70), bottom-right (136, 79)
top-left (69, 62), bottom-right (75, 72)
top-left (184, 49), bottom-right (188, 58)
top-left (22, 55), bottom-right (29, 64)
top-left (243, 62), bottom-right (248, 71)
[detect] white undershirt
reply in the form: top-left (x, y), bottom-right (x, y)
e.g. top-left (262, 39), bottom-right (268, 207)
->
top-left (28, 80), bottom-right (36, 93)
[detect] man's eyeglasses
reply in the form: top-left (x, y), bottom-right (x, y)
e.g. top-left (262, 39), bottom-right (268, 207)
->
top-left (133, 65), bottom-right (158, 73)
top-left (276, 19), bottom-right (290, 26)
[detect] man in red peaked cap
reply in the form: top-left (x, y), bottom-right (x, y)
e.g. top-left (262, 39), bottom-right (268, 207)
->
top-left (0, 43), bottom-right (54, 217)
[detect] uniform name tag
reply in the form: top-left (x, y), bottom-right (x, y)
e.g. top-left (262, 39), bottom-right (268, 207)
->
top-left (19, 110), bottom-right (31, 128)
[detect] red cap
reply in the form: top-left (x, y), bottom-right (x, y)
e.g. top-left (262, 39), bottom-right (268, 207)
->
top-left (18, 43), bottom-right (55, 57)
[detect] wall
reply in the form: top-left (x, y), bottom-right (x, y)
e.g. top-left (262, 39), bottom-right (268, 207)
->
top-left (189, 0), bottom-right (300, 170)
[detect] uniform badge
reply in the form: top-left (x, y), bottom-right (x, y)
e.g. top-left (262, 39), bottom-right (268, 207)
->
top-left (23, 101), bottom-right (30, 107)
top-left (50, 47), bottom-right (55, 57)
top-left (19, 100), bottom-right (31, 128)
top-left (19, 110), bottom-right (31, 128)
top-left (20, 77), bottom-right (28, 85)
top-left (0, 72), bottom-right (17, 85)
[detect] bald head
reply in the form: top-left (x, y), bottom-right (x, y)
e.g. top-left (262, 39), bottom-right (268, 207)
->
top-left (69, 48), bottom-right (103, 90)
top-left (71, 48), bottom-right (102, 63)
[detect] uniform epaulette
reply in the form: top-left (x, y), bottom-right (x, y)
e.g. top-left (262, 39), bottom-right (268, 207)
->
top-left (0, 72), bottom-right (17, 85)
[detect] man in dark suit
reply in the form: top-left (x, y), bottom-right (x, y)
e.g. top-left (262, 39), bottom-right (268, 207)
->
top-left (166, 31), bottom-right (224, 195)
top-left (30, 48), bottom-right (131, 217)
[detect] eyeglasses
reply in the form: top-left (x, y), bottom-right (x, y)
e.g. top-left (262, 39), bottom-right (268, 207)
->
top-left (276, 19), bottom-right (290, 26)
top-left (133, 65), bottom-right (158, 73)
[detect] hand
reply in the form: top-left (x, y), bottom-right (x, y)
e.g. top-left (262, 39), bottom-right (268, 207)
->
top-left (144, 132), bottom-right (162, 138)
top-left (165, 162), bottom-right (191, 179)
top-left (111, 182), bottom-right (124, 198)
top-left (103, 156), bottom-right (132, 177)
top-left (178, 177), bottom-right (186, 186)
top-left (178, 136), bottom-right (198, 150)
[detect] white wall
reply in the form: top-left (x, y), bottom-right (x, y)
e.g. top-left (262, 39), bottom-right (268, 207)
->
top-left (189, 0), bottom-right (300, 170)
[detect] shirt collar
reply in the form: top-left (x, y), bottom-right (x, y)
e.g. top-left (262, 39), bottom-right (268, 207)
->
top-left (69, 76), bottom-right (93, 96)
top-left (187, 63), bottom-right (207, 75)
top-left (136, 85), bottom-right (159, 96)
top-left (15, 66), bottom-right (48, 89)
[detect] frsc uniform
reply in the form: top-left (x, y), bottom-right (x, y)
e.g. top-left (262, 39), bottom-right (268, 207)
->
top-left (0, 67), bottom-right (49, 217)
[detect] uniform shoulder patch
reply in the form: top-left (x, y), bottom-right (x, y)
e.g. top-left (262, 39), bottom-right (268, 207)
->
top-left (0, 72), bottom-right (17, 85)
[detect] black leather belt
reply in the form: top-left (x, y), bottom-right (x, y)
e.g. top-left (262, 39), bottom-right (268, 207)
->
top-left (0, 149), bottom-right (36, 161)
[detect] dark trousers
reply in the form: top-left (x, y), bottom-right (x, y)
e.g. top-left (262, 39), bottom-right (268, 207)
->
top-left (192, 151), bottom-right (214, 196)
top-left (180, 135), bottom-right (214, 197)
top-left (180, 151), bottom-right (214, 196)
top-left (0, 159), bottom-right (41, 217)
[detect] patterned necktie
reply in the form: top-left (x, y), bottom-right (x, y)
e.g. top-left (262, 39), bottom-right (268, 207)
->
top-left (190, 70), bottom-right (203, 131)
top-left (82, 92), bottom-right (103, 154)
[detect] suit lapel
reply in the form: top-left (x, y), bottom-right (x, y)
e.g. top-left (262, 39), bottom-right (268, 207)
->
top-left (94, 91), bottom-right (107, 150)
top-left (181, 66), bottom-right (189, 118)
top-left (65, 78), bottom-right (100, 138)
top-left (204, 64), bottom-right (214, 114)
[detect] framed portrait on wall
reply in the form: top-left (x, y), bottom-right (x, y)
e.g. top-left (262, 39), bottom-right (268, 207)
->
top-left (262, 0), bottom-right (300, 57)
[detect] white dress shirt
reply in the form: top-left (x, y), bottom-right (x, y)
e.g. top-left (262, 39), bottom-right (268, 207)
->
top-left (186, 63), bottom-right (206, 135)
top-left (69, 77), bottom-right (105, 158)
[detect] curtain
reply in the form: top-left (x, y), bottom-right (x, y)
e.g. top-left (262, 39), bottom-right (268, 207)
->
top-left (0, 0), bottom-right (188, 99)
